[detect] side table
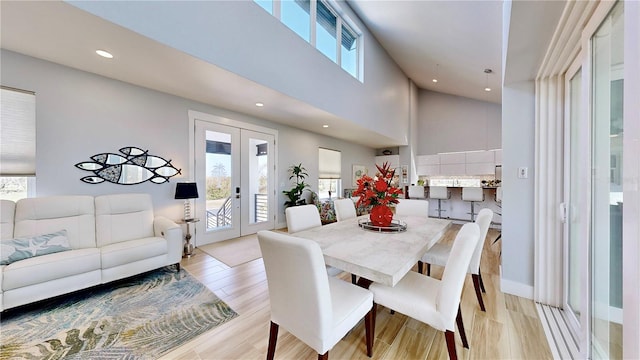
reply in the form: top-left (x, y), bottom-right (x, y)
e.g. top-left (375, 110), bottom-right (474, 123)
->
top-left (178, 218), bottom-right (200, 258)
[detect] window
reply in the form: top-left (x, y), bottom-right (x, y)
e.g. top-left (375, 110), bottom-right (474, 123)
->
top-left (254, 0), bottom-right (361, 80)
top-left (318, 148), bottom-right (341, 199)
top-left (316, 0), bottom-right (337, 62)
top-left (281, 0), bottom-right (310, 43)
top-left (0, 86), bottom-right (36, 201)
top-left (340, 23), bottom-right (358, 77)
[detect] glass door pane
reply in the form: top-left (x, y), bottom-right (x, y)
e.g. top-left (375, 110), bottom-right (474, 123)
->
top-left (195, 121), bottom-right (241, 244)
top-left (240, 129), bottom-right (275, 235)
top-left (591, 2), bottom-right (624, 358)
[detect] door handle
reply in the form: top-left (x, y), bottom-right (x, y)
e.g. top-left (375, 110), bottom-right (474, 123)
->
top-left (236, 187), bottom-right (240, 199)
top-left (559, 203), bottom-right (567, 223)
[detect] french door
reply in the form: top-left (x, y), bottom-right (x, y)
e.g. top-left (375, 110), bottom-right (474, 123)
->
top-left (194, 119), bottom-right (275, 245)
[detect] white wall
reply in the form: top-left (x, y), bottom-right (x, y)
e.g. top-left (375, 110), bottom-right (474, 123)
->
top-left (1, 50), bottom-right (375, 226)
top-left (417, 90), bottom-right (501, 155)
top-left (68, 0), bottom-right (410, 145)
top-left (501, 80), bottom-right (535, 297)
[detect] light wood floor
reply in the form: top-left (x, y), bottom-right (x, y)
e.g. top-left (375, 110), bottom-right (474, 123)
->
top-left (163, 225), bottom-right (553, 360)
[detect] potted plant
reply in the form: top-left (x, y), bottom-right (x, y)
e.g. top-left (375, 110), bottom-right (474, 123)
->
top-left (283, 163), bottom-right (310, 207)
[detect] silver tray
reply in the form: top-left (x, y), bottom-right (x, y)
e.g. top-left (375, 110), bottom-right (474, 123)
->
top-left (358, 218), bottom-right (407, 233)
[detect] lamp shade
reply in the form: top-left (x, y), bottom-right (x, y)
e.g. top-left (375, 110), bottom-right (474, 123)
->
top-left (175, 182), bottom-right (199, 199)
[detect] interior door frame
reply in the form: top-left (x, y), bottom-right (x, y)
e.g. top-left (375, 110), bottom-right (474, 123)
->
top-left (188, 110), bottom-right (278, 245)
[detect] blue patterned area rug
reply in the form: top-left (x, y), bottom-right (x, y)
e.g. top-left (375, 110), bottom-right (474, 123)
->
top-left (0, 267), bottom-right (238, 359)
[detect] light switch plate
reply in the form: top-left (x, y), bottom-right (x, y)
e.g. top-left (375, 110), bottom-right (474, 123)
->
top-left (518, 167), bottom-right (528, 179)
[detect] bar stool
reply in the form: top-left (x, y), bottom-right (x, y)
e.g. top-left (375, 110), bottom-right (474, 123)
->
top-left (407, 185), bottom-right (426, 199)
top-left (429, 186), bottom-right (450, 218)
top-left (462, 187), bottom-right (484, 221)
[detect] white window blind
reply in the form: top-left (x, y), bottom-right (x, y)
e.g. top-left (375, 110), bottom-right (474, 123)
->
top-left (318, 148), bottom-right (341, 178)
top-left (1, 87), bottom-right (36, 176)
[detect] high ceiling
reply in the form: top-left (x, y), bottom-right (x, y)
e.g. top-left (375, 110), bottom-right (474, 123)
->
top-left (348, 0), bottom-right (503, 104)
top-left (1, 1), bottom-right (505, 148)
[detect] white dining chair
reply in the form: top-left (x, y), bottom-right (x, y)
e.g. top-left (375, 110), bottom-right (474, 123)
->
top-left (334, 198), bottom-right (357, 222)
top-left (369, 223), bottom-right (480, 360)
top-left (420, 208), bottom-right (494, 311)
top-left (395, 198), bottom-right (429, 217)
top-left (286, 204), bottom-right (342, 277)
top-left (258, 230), bottom-right (374, 360)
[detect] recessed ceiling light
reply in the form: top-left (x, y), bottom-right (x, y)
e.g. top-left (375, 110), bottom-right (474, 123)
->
top-left (484, 87), bottom-right (492, 92)
top-left (255, 102), bottom-right (264, 107)
top-left (322, 124), bottom-right (329, 128)
top-left (95, 50), bottom-right (113, 59)
top-left (432, 79), bottom-right (438, 83)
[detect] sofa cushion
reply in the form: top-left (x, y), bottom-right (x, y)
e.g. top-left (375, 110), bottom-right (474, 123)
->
top-left (14, 196), bottom-right (96, 249)
top-left (1, 200), bottom-right (15, 240)
top-left (101, 236), bottom-right (168, 269)
top-left (1, 229), bottom-right (71, 265)
top-left (2, 248), bottom-right (101, 291)
top-left (95, 194), bottom-right (155, 247)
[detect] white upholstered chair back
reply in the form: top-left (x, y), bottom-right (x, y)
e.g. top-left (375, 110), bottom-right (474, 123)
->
top-left (334, 198), bottom-right (357, 222)
top-left (286, 204), bottom-right (322, 233)
top-left (462, 187), bottom-right (484, 202)
top-left (0, 200), bottom-right (16, 240)
top-left (438, 223), bottom-right (480, 329)
top-left (468, 208), bottom-right (493, 274)
top-left (258, 230), bottom-right (333, 352)
top-left (429, 186), bottom-right (449, 200)
top-left (407, 186), bottom-right (426, 199)
top-left (13, 196), bottom-right (96, 249)
top-left (95, 193), bottom-right (155, 247)
top-left (395, 199), bottom-right (429, 217)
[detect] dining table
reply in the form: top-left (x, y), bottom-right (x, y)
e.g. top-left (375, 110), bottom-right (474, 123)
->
top-left (291, 215), bottom-right (452, 287)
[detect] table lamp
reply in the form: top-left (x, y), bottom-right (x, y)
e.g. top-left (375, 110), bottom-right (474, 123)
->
top-left (174, 182), bottom-right (199, 220)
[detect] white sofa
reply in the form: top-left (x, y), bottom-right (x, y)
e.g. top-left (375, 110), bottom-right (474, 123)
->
top-left (0, 193), bottom-right (182, 311)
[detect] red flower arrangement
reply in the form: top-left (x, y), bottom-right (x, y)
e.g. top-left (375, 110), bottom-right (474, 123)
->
top-left (353, 162), bottom-right (404, 227)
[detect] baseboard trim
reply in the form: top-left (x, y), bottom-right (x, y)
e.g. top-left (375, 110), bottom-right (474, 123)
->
top-left (500, 273), bottom-right (534, 299)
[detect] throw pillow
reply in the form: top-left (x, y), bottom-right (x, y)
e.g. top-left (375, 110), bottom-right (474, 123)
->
top-left (0, 229), bottom-right (71, 265)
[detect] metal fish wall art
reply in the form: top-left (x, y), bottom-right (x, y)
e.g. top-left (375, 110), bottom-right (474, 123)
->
top-left (75, 146), bottom-right (181, 185)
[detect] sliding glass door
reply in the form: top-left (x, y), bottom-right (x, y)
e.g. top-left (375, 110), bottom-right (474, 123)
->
top-left (590, 2), bottom-right (624, 358)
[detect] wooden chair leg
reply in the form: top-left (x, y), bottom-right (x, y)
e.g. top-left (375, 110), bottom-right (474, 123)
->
top-left (456, 306), bottom-right (469, 349)
top-left (267, 321), bottom-right (279, 360)
top-left (426, 263), bottom-right (431, 276)
top-left (418, 260), bottom-right (424, 274)
top-left (351, 274), bottom-right (357, 284)
top-left (478, 270), bottom-right (486, 293)
top-left (318, 352), bottom-right (328, 360)
top-left (364, 304), bottom-right (376, 357)
top-left (445, 330), bottom-right (458, 360)
top-left (472, 274), bottom-right (486, 311)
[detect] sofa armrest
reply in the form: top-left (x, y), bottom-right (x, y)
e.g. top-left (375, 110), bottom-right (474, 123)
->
top-left (154, 216), bottom-right (182, 265)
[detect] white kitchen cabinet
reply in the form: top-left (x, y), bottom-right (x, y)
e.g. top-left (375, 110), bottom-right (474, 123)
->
top-left (440, 163), bottom-right (466, 175)
top-left (465, 162), bottom-right (495, 175)
top-left (493, 149), bottom-right (503, 165)
top-left (465, 150), bottom-right (494, 164)
top-left (439, 152), bottom-right (465, 164)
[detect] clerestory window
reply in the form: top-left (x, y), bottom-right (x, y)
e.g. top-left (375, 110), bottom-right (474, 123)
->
top-left (254, 0), bottom-right (362, 80)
